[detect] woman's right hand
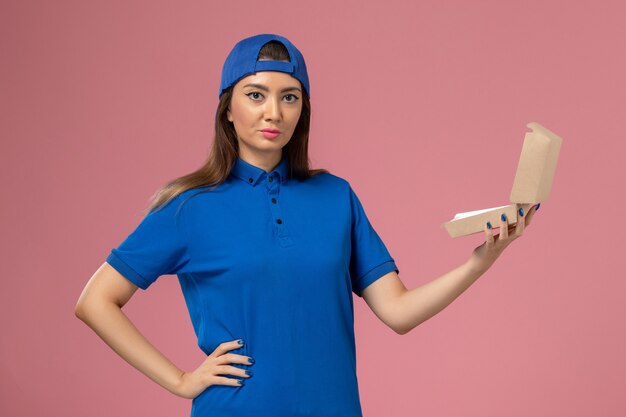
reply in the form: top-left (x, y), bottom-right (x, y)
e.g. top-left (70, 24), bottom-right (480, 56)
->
top-left (174, 339), bottom-right (254, 399)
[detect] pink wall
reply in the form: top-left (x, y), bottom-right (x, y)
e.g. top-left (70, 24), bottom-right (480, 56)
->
top-left (2, 1), bottom-right (624, 416)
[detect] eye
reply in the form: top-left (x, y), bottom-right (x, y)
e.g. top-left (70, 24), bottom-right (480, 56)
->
top-left (245, 92), bottom-right (300, 103)
top-left (246, 92), bottom-right (263, 101)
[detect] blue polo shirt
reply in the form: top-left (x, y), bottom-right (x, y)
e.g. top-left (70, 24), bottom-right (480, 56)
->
top-left (105, 155), bottom-right (399, 417)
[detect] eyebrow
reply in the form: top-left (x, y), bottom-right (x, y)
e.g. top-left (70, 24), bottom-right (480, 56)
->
top-left (242, 83), bottom-right (301, 93)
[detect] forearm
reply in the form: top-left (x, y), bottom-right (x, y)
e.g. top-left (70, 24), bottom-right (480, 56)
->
top-left (396, 256), bottom-right (489, 334)
top-left (75, 301), bottom-right (185, 396)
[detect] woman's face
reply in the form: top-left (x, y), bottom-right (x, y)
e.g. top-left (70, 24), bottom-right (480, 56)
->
top-left (227, 67), bottom-right (303, 162)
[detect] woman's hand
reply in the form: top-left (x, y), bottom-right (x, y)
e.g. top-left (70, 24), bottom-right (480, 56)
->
top-left (174, 339), bottom-right (254, 399)
top-left (469, 203), bottom-right (540, 272)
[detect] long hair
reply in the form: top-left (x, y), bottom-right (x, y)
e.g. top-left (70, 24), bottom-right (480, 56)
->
top-left (144, 40), bottom-right (329, 215)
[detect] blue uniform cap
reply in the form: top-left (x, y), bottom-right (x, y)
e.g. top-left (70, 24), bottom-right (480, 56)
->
top-left (219, 33), bottom-right (310, 99)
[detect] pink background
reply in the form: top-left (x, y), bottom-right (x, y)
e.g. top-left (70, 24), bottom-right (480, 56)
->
top-left (2, 1), bottom-right (625, 416)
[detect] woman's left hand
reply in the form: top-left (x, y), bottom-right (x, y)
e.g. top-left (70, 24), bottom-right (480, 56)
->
top-left (469, 203), bottom-right (540, 272)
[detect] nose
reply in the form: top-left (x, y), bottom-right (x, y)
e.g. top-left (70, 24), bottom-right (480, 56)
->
top-left (263, 96), bottom-right (281, 121)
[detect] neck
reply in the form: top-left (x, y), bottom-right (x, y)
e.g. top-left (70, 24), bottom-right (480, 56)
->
top-left (239, 151), bottom-right (282, 173)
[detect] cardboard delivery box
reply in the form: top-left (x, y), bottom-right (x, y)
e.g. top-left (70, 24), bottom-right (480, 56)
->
top-left (442, 122), bottom-right (563, 238)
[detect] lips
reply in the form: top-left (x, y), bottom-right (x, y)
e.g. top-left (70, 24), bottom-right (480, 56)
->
top-left (261, 128), bottom-right (281, 133)
top-left (261, 130), bottom-right (280, 139)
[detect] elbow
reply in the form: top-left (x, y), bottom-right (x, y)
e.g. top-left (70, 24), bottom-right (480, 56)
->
top-left (395, 326), bottom-right (409, 336)
top-left (393, 321), bottom-right (411, 335)
top-left (392, 305), bottom-right (412, 335)
top-left (75, 297), bottom-right (121, 322)
top-left (75, 289), bottom-right (91, 320)
top-left (74, 299), bottom-right (97, 322)
top-left (74, 302), bottom-right (88, 321)
top-left (391, 291), bottom-right (412, 335)
top-left (394, 318), bottom-right (421, 335)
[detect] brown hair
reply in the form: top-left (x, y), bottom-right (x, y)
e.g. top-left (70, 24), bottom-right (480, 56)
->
top-left (144, 40), bottom-right (329, 215)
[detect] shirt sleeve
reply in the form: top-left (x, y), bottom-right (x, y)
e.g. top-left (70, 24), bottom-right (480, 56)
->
top-left (105, 196), bottom-right (191, 290)
top-left (348, 184), bottom-right (399, 298)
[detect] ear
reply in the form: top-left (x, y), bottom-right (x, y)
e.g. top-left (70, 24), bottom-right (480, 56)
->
top-left (227, 107), bottom-right (233, 122)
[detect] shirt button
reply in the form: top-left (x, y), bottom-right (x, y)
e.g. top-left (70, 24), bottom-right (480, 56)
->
top-left (276, 219), bottom-right (282, 224)
top-left (248, 178), bottom-right (253, 183)
top-left (268, 176), bottom-right (273, 182)
top-left (271, 198), bottom-right (276, 204)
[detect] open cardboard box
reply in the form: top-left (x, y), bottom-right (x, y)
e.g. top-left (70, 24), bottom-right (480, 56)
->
top-left (442, 122), bottom-right (563, 238)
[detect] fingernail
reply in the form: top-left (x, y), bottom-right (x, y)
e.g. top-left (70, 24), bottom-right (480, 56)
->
top-left (501, 213), bottom-right (507, 221)
top-left (486, 221), bottom-right (492, 229)
top-left (248, 357), bottom-right (255, 364)
top-left (238, 339), bottom-right (244, 345)
top-left (536, 203), bottom-right (541, 211)
top-left (246, 370), bottom-right (253, 376)
top-left (518, 207), bottom-right (524, 217)
top-left (238, 379), bottom-right (245, 385)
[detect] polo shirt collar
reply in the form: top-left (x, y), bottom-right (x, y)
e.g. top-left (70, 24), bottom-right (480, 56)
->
top-left (231, 155), bottom-right (289, 187)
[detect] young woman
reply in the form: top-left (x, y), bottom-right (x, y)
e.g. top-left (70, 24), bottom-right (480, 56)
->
top-left (75, 33), bottom-right (538, 417)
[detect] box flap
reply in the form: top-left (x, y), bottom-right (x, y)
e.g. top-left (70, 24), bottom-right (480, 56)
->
top-left (509, 122), bottom-right (563, 203)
